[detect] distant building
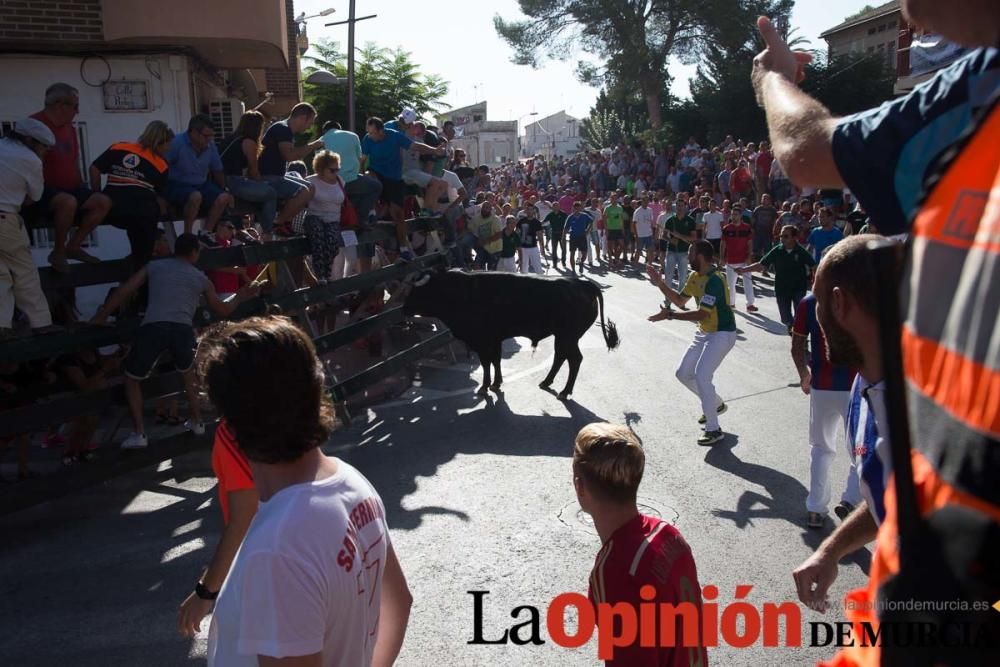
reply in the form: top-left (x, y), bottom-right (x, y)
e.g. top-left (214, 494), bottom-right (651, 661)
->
top-left (819, 0), bottom-right (969, 95)
top-left (437, 102), bottom-right (517, 166)
top-left (819, 1), bottom-right (902, 72)
top-left (521, 110), bottom-right (581, 159)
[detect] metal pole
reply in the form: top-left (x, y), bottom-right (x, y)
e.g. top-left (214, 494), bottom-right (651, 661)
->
top-left (347, 0), bottom-right (356, 132)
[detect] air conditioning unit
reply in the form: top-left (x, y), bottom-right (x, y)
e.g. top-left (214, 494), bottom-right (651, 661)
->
top-left (209, 98), bottom-right (245, 140)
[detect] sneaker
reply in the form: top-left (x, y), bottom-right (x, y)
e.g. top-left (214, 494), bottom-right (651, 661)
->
top-left (66, 247), bottom-right (100, 264)
top-left (697, 402), bottom-right (728, 425)
top-left (184, 420), bottom-right (206, 436)
top-left (697, 429), bottom-right (725, 446)
top-left (746, 304), bottom-right (759, 313)
top-left (834, 501), bottom-right (855, 521)
top-left (399, 247), bottom-right (416, 262)
top-left (807, 512), bottom-right (825, 529)
top-left (121, 432), bottom-right (148, 450)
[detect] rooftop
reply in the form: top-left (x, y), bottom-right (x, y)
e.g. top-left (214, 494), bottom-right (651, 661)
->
top-left (819, 1), bottom-right (900, 39)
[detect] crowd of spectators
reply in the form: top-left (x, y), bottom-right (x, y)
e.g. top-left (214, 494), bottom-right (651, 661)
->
top-left (1, 78), bottom-right (877, 468)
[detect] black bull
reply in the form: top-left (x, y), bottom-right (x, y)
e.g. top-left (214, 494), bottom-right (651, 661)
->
top-left (402, 269), bottom-right (620, 399)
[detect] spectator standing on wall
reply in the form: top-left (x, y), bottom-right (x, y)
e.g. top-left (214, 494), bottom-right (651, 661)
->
top-left (91, 234), bottom-right (259, 449)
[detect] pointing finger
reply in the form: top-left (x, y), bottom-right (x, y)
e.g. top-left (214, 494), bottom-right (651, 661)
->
top-left (757, 16), bottom-right (782, 50)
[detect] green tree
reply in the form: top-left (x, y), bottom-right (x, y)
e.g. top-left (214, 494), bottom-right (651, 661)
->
top-left (494, 0), bottom-right (792, 129)
top-left (580, 90), bottom-right (643, 148)
top-left (801, 51), bottom-right (896, 117)
top-left (302, 40), bottom-right (450, 129)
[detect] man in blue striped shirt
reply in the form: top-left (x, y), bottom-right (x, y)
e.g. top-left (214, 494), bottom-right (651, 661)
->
top-left (791, 235), bottom-right (895, 612)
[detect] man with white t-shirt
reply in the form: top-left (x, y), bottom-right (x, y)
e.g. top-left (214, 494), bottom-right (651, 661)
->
top-left (700, 198), bottom-right (725, 257)
top-left (203, 316), bottom-right (412, 667)
top-left (630, 195), bottom-right (655, 265)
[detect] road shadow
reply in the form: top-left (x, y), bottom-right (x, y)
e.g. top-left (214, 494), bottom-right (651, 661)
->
top-left (737, 310), bottom-right (789, 336)
top-left (329, 390), bottom-right (607, 532)
top-left (702, 436), bottom-right (871, 576)
top-left (704, 435), bottom-right (808, 529)
top-left (0, 452), bottom-right (220, 666)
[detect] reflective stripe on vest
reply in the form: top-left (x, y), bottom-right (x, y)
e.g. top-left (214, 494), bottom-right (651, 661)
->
top-left (903, 98), bottom-right (1000, 506)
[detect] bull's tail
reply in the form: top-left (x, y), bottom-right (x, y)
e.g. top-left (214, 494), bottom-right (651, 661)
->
top-left (594, 284), bottom-right (620, 351)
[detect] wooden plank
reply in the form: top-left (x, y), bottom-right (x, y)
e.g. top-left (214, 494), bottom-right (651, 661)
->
top-left (192, 251), bottom-right (447, 326)
top-left (312, 308), bottom-right (405, 355)
top-left (329, 330), bottom-right (453, 402)
top-left (0, 426), bottom-right (215, 517)
top-left (0, 371), bottom-right (186, 438)
top-left (33, 218), bottom-right (443, 288)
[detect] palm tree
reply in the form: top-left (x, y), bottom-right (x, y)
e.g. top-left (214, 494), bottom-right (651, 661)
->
top-left (303, 40), bottom-right (450, 129)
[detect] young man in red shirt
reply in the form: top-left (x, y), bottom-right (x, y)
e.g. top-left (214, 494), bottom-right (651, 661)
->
top-left (575, 422), bottom-right (708, 666)
top-left (719, 207), bottom-right (758, 312)
top-left (28, 83), bottom-right (111, 272)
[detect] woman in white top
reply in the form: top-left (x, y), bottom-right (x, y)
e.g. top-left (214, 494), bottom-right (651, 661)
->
top-left (304, 151), bottom-right (345, 283)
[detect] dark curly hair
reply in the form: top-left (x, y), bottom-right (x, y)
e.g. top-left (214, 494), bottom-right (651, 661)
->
top-left (197, 316), bottom-right (334, 464)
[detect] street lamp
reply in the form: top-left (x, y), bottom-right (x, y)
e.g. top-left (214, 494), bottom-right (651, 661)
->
top-left (296, 8), bottom-right (336, 23)
top-left (305, 70), bottom-right (348, 86)
top-left (326, 3), bottom-right (379, 133)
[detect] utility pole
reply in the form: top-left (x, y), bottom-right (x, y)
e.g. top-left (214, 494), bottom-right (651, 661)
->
top-left (326, 3), bottom-right (376, 132)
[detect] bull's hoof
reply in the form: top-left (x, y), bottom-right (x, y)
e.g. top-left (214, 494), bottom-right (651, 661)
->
top-left (476, 386), bottom-right (489, 397)
top-left (539, 380), bottom-right (553, 390)
top-left (557, 390), bottom-right (571, 401)
top-left (490, 382), bottom-right (502, 391)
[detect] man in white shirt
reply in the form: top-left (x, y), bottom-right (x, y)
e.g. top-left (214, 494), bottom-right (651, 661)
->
top-left (0, 118), bottom-right (56, 334)
top-left (203, 317), bottom-right (413, 666)
top-left (630, 195), bottom-right (655, 265)
top-left (700, 197), bottom-right (726, 256)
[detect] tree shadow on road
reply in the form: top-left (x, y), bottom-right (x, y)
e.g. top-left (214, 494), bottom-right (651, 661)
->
top-left (329, 389), bottom-right (607, 532)
top-left (0, 452), bottom-right (221, 666)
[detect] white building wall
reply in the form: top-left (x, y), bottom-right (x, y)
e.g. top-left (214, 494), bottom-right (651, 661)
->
top-left (0, 53), bottom-right (198, 313)
top-left (522, 110), bottom-right (581, 157)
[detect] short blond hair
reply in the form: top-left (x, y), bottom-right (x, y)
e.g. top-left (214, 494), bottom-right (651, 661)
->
top-left (137, 121), bottom-right (174, 151)
top-left (573, 422), bottom-right (644, 504)
top-left (312, 149), bottom-right (340, 174)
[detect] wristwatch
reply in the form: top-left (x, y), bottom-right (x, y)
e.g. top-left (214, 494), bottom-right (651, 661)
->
top-left (195, 581), bottom-right (218, 601)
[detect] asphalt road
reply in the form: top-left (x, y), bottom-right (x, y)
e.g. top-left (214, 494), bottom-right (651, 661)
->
top-left (0, 263), bottom-right (869, 666)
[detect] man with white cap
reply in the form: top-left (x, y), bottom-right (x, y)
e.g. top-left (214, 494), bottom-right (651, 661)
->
top-left (0, 118), bottom-right (57, 335)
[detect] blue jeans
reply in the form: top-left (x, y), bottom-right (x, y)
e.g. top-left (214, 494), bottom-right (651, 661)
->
top-left (227, 176), bottom-right (277, 232)
top-left (663, 251), bottom-right (689, 291)
top-left (262, 174), bottom-right (309, 200)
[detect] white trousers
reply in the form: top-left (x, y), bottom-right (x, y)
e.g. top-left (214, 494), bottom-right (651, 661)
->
top-left (0, 215), bottom-right (52, 328)
top-left (675, 330), bottom-right (736, 431)
top-left (497, 256), bottom-right (517, 272)
top-left (330, 244), bottom-right (358, 280)
top-left (806, 389), bottom-right (862, 513)
top-left (725, 262), bottom-right (755, 306)
top-left (520, 246), bottom-right (544, 274)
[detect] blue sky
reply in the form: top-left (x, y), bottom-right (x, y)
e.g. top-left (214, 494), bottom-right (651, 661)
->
top-left (299, 0), bottom-right (877, 125)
